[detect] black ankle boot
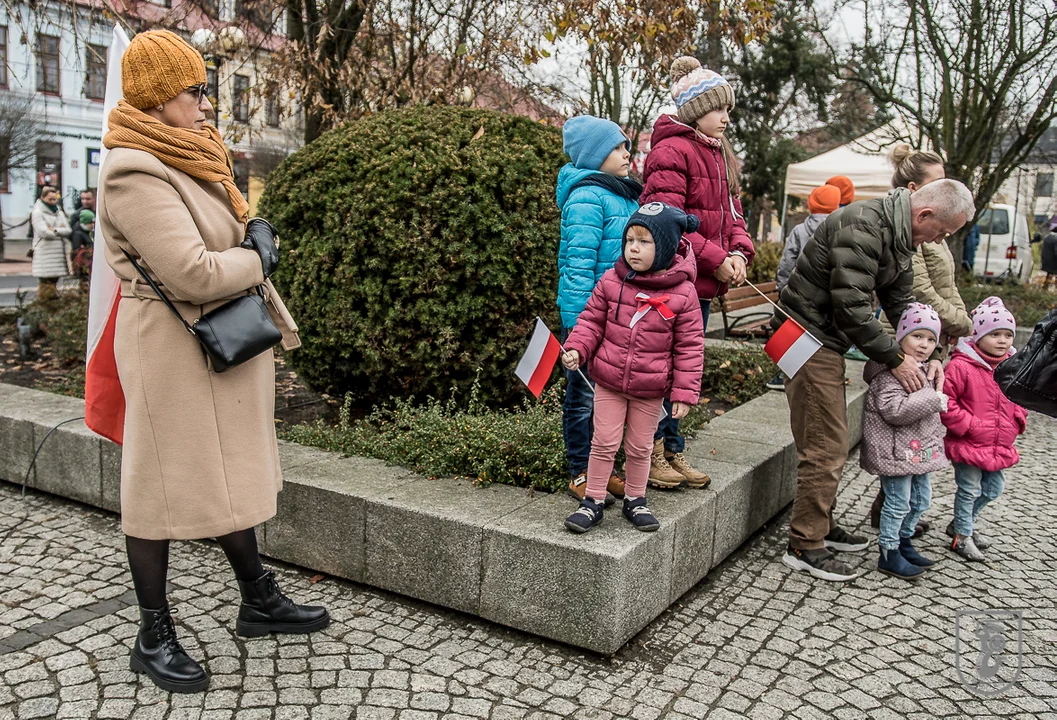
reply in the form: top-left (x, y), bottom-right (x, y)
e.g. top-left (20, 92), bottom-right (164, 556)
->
top-left (129, 606), bottom-right (209, 693)
top-left (236, 570), bottom-right (330, 638)
top-left (869, 488), bottom-right (884, 529)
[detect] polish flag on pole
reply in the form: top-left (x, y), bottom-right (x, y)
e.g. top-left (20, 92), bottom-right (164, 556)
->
top-left (765, 317), bottom-right (822, 379)
top-left (84, 25), bottom-right (131, 446)
top-left (515, 317), bottom-right (562, 398)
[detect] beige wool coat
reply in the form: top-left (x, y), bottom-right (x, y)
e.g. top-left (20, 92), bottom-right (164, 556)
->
top-left (31, 200), bottom-right (72, 279)
top-left (98, 147), bottom-right (300, 540)
top-left (882, 240), bottom-right (972, 356)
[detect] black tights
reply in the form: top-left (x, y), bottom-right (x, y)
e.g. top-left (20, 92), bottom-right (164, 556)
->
top-left (125, 528), bottom-right (266, 609)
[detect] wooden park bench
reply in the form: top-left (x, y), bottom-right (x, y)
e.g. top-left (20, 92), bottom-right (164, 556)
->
top-left (718, 281), bottom-right (779, 339)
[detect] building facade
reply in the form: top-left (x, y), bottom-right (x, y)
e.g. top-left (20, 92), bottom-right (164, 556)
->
top-left (0, 0), bottom-right (299, 243)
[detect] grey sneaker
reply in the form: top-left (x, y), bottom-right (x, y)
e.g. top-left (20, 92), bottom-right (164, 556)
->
top-left (782, 545), bottom-right (859, 582)
top-left (950, 533), bottom-right (988, 562)
top-left (945, 521), bottom-right (991, 550)
top-left (824, 526), bottom-right (870, 553)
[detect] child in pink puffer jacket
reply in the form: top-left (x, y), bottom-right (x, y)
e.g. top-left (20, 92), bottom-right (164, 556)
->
top-left (941, 297), bottom-right (1028, 562)
top-left (561, 202), bottom-right (705, 534)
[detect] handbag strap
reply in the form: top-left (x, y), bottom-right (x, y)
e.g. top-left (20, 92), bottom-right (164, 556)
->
top-left (120, 248), bottom-right (197, 337)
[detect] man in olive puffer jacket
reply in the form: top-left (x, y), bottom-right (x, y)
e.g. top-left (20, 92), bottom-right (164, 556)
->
top-left (777, 179), bottom-right (976, 582)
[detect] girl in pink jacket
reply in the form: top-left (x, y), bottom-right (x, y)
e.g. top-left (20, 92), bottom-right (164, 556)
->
top-left (561, 202), bottom-right (705, 533)
top-left (941, 297), bottom-right (1028, 562)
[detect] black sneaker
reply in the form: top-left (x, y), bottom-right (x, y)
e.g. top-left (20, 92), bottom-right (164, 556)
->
top-left (622, 497), bottom-right (660, 532)
top-left (765, 373), bottom-right (785, 391)
top-left (782, 545), bottom-right (859, 582)
top-left (564, 498), bottom-right (604, 534)
top-left (824, 526), bottom-right (870, 552)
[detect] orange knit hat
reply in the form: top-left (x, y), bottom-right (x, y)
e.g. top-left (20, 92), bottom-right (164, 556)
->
top-left (825, 175), bottom-right (855, 205)
top-left (122, 30), bottom-right (207, 110)
top-left (808, 184), bottom-right (841, 214)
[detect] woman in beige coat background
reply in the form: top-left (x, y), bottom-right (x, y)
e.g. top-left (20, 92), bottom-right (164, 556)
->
top-left (30, 185), bottom-right (72, 295)
top-left (870, 145), bottom-right (972, 532)
top-left (98, 30), bottom-right (328, 694)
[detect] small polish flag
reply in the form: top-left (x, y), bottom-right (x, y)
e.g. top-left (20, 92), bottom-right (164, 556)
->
top-left (515, 317), bottom-right (562, 398)
top-left (765, 317), bottom-right (822, 378)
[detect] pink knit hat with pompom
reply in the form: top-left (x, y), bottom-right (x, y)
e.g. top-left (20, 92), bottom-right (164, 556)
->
top-left (970, 296), bottom-right (1016, 343)
top-left (896, 303), bottom-right (941, 343)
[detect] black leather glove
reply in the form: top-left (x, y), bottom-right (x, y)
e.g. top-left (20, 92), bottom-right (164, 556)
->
top-left (242, 218), bottom-right (279, 278)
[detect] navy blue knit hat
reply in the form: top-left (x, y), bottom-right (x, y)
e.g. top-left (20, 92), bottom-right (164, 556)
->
top-left (624, 202), bottom-right (700, 272)
top-left (562, 116), bottom-right (631, 171)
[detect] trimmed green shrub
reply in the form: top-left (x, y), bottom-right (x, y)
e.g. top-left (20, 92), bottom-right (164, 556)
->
top-left (258, 106), bottom-right (566, 408)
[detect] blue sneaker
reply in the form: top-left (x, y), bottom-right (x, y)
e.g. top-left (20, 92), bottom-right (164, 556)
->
top-left (622, 497), bottom-right (660, 532)
top-left (878, 546), bottom-right (925, 580)
top-left (565, 498), bottom-right (604, 534)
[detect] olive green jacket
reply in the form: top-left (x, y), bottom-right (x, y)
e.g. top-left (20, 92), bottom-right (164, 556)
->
top-left (880, 240), bottom-right (972, 356)
top-left (774, 189), bottom-right (915, 369)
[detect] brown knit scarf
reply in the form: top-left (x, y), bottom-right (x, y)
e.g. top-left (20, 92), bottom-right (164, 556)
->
top-left (104, 100), bottom-right (248, 223)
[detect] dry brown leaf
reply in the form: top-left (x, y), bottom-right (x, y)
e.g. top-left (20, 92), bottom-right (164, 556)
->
top-left (710, 448), bottom-right (717, 455)
top-left (715, 409), bottom-right (726, 415)
top-left (309, 574), bottom-right (326, 584)
top-left (472, 126), bottom-right (485, 141)
top-left (732, 373), bottom-right (745, 382)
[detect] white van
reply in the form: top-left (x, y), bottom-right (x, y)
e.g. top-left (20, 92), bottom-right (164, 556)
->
top-left (973, 203), bottom-right (1033, 282)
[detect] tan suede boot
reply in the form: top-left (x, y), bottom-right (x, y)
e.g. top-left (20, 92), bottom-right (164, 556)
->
top-left (666, 451), bottom-right (711, 489)
top-left (648, 440), bottom-right (687, 489)
top-left (566, 474), bottom-right (616, 506)
top-left (606, 474), bottom-right (626, 499)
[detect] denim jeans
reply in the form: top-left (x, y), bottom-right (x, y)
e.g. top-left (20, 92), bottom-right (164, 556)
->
top-left (952, 463), bottom-right (1005, 537)
top-left (878, 474), bottom-right (932, 549)
top-left (656, 300), bottom-right (711, 453)
top-left (561, 327), bottom-right (594, 476)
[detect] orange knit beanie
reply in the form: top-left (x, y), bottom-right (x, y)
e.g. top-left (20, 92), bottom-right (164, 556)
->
top-left (122, 30), bottom-right (207, 110)
top-left (808, 184), bottom-right (841, 214)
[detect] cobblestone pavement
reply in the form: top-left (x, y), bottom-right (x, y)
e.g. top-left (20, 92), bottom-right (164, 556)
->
top-left (1, 416), bottom-right (1056, 720)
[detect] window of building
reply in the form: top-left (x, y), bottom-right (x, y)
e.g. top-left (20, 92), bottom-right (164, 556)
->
top-left (233, 75), bottom-right (250, 122)
top-left (232, 156), bottom-right (250, 198)
top-left (1038, 172), bottom-right (1054, 199)
top-left (36, 141), bottom-right (62, 194)
top-left (206, 66), bottom-right (219, 108)
top-left (265, 93), bottom-right (281, 127)
top-left (0, 27), bottom-right (9, 88)
top-left (36, 34), bottom-right (61, 94)
top-left (85, 43), bottom-right (107, 100)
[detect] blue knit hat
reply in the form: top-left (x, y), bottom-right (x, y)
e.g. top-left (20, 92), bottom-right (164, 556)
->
top-left (624, 202), bottom-right (700, 272)
top-left (562, 116), bottom-right (631, 171)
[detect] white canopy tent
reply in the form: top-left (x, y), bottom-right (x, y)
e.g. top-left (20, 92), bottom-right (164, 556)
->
top-left (779, 119), bottom-right (929, 234)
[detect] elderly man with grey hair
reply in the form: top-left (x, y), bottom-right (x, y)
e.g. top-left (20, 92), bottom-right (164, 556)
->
top-left (774, 178), bottom-right (976, 582)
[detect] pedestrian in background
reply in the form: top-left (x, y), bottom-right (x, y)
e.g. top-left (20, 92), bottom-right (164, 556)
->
top-left (30, 185), bottom-right (72, 298)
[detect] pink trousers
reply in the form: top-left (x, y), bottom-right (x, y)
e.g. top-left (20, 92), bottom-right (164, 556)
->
top-left (587, 385), bottom-right (665, 502)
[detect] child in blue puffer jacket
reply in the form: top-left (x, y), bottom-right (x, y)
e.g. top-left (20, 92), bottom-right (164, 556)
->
top-left (557, 115), bottom-right (642, 504)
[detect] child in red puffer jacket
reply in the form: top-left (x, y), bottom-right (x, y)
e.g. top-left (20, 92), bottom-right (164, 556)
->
top-left (560, 202), bottom-right (705, 534)
top-left (941, 297), bottom-right (1028, 563)
top-left (640, 55), bottom-right (755, 487)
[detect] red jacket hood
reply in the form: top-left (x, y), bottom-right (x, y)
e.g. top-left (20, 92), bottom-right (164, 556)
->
top-left (612, 237), bottom-right (698, 290)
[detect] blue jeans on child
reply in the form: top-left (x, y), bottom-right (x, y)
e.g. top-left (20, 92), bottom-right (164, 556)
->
top-left (561, 327), bottom-right (594, 476)
top-left (878, 474), bottom-right (932, 550)
top-left (952, 462), bottom-right (1005, 537)
top-left (655, 301), bottom-right (711, 453)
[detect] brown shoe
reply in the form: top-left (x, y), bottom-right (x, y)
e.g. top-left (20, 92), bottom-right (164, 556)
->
top-left (649, 440), bottom-right (687, 489)
top-left (665, 452), bottom-right (711, 489)
top-left (566, 474), bottom-right (615, 506)
top-left (607, 474), bottom-right (626, 499)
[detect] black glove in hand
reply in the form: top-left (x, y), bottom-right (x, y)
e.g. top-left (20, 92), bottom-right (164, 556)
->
top-left (241, 218), bottom-right (279, 278)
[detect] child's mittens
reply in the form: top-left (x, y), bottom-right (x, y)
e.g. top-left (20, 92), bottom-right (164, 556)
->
top-left (935, 391), bottom-right (950, 412)
top-left (562, 350), bottom-right (581, 370)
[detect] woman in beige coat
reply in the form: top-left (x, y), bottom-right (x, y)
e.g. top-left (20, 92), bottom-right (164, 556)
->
top-left (98, 30), bottom-right (328, 694)
top-left (870, 145), bottom-right (972, 531)
top-left (30, 185), bottom-right (72, 295)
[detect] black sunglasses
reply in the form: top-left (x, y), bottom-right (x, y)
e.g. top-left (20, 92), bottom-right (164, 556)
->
top-left (185, 83), bottom-right (208, 102)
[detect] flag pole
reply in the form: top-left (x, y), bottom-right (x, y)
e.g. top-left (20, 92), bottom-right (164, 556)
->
top-left (557, 340), bottom-right (594, 394)
top-left (742, 280), bottom-right (787, 317)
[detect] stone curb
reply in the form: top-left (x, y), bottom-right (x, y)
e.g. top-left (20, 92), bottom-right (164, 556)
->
top-left (0, 368), bottom-right (867, 654)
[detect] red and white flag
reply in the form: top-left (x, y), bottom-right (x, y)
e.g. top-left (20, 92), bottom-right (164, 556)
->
top-left (515, 317), bottom-right (561, 398)
top-left (765, 317), bottom-right (822, 378)
top-left (84, 25), bottom-right (130, 445)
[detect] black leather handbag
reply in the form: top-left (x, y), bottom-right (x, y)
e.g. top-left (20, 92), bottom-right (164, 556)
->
top-left (121, 249), bottom-right (282, 373)
top-left (994, 308), bottom-right (1057, 418)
